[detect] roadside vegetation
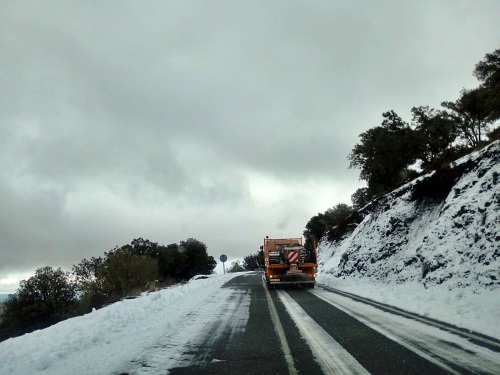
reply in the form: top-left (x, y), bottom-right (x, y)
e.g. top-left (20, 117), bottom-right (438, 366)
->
top-left (0, 237), bottom-right (216, 342)
top-left (226, 250), bottom-right (265, 273)
top-left (304, 48), bottom-right (500, 247)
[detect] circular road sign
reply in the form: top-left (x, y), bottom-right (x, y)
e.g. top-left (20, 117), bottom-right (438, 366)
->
top-left (220, 254), bottom-right (227, 262)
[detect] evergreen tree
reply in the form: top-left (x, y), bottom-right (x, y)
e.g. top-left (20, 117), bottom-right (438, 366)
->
top-left (1, 267), bottom-right (76, 335)
top-left (303, 212), bottom-right (327, 248)
top-left (158, 243), bottom-right (188, 281)
top-left (324, 203), bottom-right (354, 228)
top-left (473, 48), bottom-right (500, 122)
top-left (348, 111), bottom-right (419, 199)
top-left (442, 88), bottom-right (494, 147)
top-left (351, 187), bottom-right (369, 210)
top-left (227, 261), bottom-right (244, 273)
top-left (129, 238), bottom-right (161, 258)
top-left (243, 250), bottom-right (264, 271)
top-left (411, 106), bottom-right (456, 168)
top-left (72, 256), bottom-right (107, 312)
top-left (180, 238), bottom-right (217, 279)
top-left (99, 248), bottom-right (158, 300)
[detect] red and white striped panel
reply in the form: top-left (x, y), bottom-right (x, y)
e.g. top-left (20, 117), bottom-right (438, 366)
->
top-left (288, 250), bottom-right (299, 263)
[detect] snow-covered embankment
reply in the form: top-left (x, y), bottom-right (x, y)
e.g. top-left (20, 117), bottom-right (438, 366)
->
top-left (318, 141), bottom-right (500, 338)
top-left (0, 273), bottom-right (241, 375)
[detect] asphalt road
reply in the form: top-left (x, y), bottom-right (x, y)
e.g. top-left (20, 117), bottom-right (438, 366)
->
top-left (168, 273), bottom-right (500, 374)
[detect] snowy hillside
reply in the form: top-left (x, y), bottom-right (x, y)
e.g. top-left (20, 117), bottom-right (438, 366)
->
top-left (318, 140), bottom-right (500, 337)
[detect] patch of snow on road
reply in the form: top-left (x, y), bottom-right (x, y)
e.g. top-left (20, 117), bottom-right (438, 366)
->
top-left (317, 275), bottom-right (500, 340)
top-left (313, 288), bottom-right (500, 375)
top-left (277, 290), bottom-right (369, 375)
top-left (172, 285), bottom-right (251, 370)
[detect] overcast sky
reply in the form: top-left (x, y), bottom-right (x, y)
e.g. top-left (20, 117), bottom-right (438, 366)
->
top-left (1, 1), bottom-right (499, 293)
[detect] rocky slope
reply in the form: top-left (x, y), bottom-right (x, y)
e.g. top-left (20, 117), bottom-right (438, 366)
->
top-left (319, 141), bottom-right (500, 291)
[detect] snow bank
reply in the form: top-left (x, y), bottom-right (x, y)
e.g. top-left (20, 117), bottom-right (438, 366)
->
top-left (0, 273), bottom-right (241, 375)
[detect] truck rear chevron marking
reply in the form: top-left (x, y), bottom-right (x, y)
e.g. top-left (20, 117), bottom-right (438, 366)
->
top-left (288, 251), bottom-right (299, 263)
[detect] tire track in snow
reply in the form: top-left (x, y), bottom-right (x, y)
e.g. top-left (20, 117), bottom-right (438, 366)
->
top-left (277, 290), bottom-right (370, 375)
top-left (319, 285), bottom-right (500, 351)
top-left (121, 278), bottom-right (249, 374)
top-left (313, 289), bottom-right (500, 375)
top-left (176, 287), bottom-right (251, 368)
top-left (263, 280), bottom-right (298, 375)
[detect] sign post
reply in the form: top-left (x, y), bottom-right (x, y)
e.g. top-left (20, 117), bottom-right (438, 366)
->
top-left (220, 254), bottom-right (227, 274)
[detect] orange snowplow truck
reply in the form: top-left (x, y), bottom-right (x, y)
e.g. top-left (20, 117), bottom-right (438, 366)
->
top-left (261, 236), bottom-right (317, 288)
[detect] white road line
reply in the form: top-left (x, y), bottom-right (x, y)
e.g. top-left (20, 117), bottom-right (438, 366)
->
top-left (277, 291), bottom-right (370, 375)
top-left (263, 283), bottom-right (298, 375)
top-left (320, 286), bottom-right (500, 349)
top-left (313, 289), bottom-right (500, 375)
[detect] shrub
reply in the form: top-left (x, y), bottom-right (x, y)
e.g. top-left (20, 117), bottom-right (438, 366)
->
top-left (0, 267), bottom-right (76, 339)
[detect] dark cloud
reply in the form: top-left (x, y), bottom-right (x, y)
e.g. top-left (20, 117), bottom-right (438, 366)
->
top-left (1, 1), bottom-right (499, 288)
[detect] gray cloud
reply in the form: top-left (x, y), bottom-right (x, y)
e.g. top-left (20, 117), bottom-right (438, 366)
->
top-left (1, 1), bottom-right (499, 285)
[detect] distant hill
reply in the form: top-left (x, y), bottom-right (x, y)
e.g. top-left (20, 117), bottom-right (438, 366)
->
top-left (319, 140), bottom-right (499, 292)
